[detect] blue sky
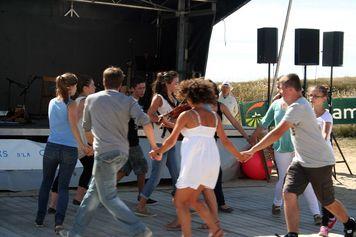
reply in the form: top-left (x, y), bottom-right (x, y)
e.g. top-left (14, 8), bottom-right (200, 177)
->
top-left (205, 0), bottom-right (356, 82)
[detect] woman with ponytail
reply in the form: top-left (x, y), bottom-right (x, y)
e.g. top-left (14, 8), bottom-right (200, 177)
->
top-left (135, 71), bottom-right (180, 217)
top-left (35, 73), bottom-right (92, 234)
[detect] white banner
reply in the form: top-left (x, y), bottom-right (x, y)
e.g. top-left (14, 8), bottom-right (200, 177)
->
top-left (0, 139), bottom-right (82, 170)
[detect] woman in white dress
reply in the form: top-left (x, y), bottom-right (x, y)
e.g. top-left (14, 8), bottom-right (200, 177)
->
top-left (150, 79), bottom-right (248, 237)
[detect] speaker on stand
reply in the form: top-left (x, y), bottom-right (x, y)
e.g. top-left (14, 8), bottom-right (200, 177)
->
top-left (322, 31), bottom-right (352, 177)
top-left (257, 27), bottom-right (278, 105)
top-left (295, 28), bottom-right (320, 96)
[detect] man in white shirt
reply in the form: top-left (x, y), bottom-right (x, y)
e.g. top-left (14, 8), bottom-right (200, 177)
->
top-left (242, 74), bottom-right (355, 237)
top-left (218, 82), bottom-right (239, 126)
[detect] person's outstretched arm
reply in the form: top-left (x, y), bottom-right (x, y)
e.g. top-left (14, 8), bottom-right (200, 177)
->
top-left (243, 120), bottom-right (291, 157)
top-left (220, 102), bottom-right (251, 143)
top-left (216, 115), bottom-right (247, 162)
top-left (149, 111), bottom-right (189, 159)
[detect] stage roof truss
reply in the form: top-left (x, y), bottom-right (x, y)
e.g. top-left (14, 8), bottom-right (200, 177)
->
top-left (66, 0), bottom-right (178, 13)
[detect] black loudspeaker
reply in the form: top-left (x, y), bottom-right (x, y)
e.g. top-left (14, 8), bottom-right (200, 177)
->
top-left (322, 31), bottom-right (344, 66)
top-left (295, 29), bottom-right (319, 65)
top-left (257, 27), bottom-right (278, 63)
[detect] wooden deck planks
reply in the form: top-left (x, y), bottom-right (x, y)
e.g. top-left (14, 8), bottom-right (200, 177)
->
top-left (0, 177), bottom-right (354, 237)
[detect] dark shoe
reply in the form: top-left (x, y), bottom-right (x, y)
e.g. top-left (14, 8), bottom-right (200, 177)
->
top-left (137, 195), bottom-right (158, 205)
top-left (285, 233), bottom-right (298, 237)
top-left (35, 220), bottom-right (44, 228)
top-left (272, 204), bottom-right (281, 215)
top-left (55, 225), bottom-right (64, 234)
top-left (314, 214), bottom-right (322, 226)
top-left (344, 217), bottom-right (356, 237)
top-left (146, 198), bottom-right (158, 205)
top-left (218, 205), bottom-right (233, 213)
top-left (48, 207), bottom-right (56, 214)
top-left (72, 199), bottom-right (81, 206)
top-left (274, 233), bottom-right (298, 237)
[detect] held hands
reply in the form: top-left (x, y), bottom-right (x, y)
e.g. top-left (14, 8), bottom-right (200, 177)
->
top-left (240, 149), bottom-right (255, 163)
top-left (81, 144), bottom-right (94, 156)
top-left (149, 147), bottom-right (162, 161)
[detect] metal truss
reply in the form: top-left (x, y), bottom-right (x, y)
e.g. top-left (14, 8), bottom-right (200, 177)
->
top-left (65, 0), bottom-right (177, 13)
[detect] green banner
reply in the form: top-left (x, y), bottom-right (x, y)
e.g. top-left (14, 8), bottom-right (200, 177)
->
top-left (239, 100), bottom-right (268, 127)
top-left (240, 98), bottom-right (356, 127)
top-left (331, 98), bottom-right (356, 124)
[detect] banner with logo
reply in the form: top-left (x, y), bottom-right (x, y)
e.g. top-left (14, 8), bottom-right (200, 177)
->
top-left (240, 98), bottom-right (356, 127)
top-left (239, 101), bottom-right (268, 127)
top-left (0, 139), bottom-right (82, 170)
top-left (331, 98), bottom-right (356, 124)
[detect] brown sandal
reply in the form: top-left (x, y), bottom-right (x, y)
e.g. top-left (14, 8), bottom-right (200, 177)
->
top-left (198, 223), bottom-right (209, 229)
top-left (165, 222), bottom-right (181, 231)
top-left (209, 228), bottom-right (224, 237)
top-left (200, 220), bottom-right (220, 230)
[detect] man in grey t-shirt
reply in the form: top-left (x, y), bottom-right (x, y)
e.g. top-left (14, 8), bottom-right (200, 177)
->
top-left (242, 74), bottom-right (355, 237)
top-left (60, 67), bottom-right (158, 237)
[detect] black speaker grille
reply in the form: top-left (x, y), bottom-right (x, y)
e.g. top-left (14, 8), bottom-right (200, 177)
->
top-left (295, 29), bottom-right (319, 65)
top-left (257, 27), bottom-right (278, 64)
top-left (322, 31), bottom-right (344, 67)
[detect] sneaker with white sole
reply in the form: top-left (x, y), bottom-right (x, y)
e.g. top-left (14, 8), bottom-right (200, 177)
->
top-left (134, 207), bottom-right (157, 217)
top-left (314, 214), bottom-right (323, 226)
top-left (272, 204), bottom-right (281, 215)
top-left (344, 217), bottom-right (356, 237)
top-left (327, 217), bottom-right (337, 229)
top-left (319, 226), bottom-right (329, 237)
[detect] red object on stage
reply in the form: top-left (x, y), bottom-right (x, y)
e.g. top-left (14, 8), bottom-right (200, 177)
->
top-left (241, 151), bottom-right (273, 180)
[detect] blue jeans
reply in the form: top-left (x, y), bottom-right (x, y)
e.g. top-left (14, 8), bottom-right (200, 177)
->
top-left (140, 146), bottom-right (179, 199)
top-left (68, 150), bottom-right (147, 237)
top-left (36, 142), bottom-right (78, 226)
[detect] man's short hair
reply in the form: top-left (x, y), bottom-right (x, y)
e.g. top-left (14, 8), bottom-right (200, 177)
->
top-left (103, 66), bottom-right (125, 89)
top-left (130, 75), bottom-right (145, 89)
top-left (279, 73), bottom-right (302, 91)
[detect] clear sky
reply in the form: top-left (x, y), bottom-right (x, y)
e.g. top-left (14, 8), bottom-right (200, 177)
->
top-left (205, 0), bottom-right (356, 82)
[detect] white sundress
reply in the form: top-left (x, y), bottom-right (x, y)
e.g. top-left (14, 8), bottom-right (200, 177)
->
top-left (176, 110), bottom-right (221, 190)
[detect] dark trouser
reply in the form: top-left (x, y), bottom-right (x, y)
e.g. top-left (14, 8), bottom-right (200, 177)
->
top-left (36, 142), bottom-right (78, 226)
top-left (52, 155), bottom-right (94, 191)
top-left (214, 167), bottom-right (226, 206)
top-left (283, 162), bottom-right (335, 206)
top-left (322, 207), bottom-right (335, 226)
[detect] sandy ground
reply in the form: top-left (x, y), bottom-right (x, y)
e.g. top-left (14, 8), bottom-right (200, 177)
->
top-left (330, 138), bottom-right (356, 189)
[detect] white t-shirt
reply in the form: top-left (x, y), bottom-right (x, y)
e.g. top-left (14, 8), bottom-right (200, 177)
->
top-left (153, 94), bottom-right (174, 143)
top-left (316, 110), bottom-right (333, 149)
top-left (282, 97), bottom-right (335, 168)
top-left (218, 93), bottom-right (239, 125)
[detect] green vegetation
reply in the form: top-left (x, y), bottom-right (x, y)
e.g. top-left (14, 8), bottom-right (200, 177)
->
top-left (227, 76), bottom-right (356, 102)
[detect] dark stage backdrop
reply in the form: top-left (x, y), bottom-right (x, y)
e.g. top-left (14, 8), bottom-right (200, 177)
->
top-left (0, 1), bottom-right (156, 114)
top-left (0, 0), bottom-right (249, 114)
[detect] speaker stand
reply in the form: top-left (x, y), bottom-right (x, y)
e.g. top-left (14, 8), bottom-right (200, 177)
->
top-left (302, 65), bottom-right (307, 97)
top-left (267, 63), bottom-right (271, 106)
top-left (327, 66), bottom-right (353, 179)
